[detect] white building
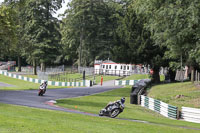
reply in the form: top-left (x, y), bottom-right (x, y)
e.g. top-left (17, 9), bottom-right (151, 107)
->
top-left (94, 60), bottom-right (148, 76)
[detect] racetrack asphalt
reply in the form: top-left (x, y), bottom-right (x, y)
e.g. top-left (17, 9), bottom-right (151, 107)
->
top-left (0, 81), bottom-right (122, 114)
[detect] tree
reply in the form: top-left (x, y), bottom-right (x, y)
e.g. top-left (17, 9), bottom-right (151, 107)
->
top-left (23, 0), bottom-right (62, 73)
top-left (61, 0), bottom-right (118, 66)
top-left (4, 0), bottom-right (28, 72)
top-left (112, 1), bottom-right (168, 83)
top-left (133, 0), bottom-right (200, 72)
top-left (0, 4), bottom-right (17, 61)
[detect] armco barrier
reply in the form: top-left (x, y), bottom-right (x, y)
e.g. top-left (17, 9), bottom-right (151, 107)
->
top-left (115, 80), bottom-right (139, 86)
top-left (181, 107), bottom-right (200, 123)
top-left (0, 70), bottom-right (91, 87)
top-left (141, 95), bottom-right (178, 119)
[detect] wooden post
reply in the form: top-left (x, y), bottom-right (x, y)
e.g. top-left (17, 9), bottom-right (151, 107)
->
top-left (196, 70), bottom-right (198, 83)
top-left (191, 70), bottom-right (194, 82)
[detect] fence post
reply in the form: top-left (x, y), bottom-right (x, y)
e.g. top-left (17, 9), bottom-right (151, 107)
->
top-left (191, 70), bottom-right (194, 82)
top-left (196, 70), bottom-right (198, 83)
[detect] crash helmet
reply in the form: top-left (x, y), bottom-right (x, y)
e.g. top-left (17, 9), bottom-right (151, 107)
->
top-left (44, 81), bottom-right (47, 84)
top-left (121, 97), bottom-right (125, 104)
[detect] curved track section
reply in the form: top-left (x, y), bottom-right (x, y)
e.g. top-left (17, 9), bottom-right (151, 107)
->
top-left (0, 85), bottom-right (121, 110)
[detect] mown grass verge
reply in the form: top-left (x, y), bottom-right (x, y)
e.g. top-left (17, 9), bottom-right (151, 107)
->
top-left (148, 81), bottom-right (200, 109)
top-left (24, 73), bottom-right (119, 84)
top-left (0, 75), bottom-right (66, 90)
top-left (56, 86), bottom-right (200, 130)
top-left (123, 74), bottom-right (165, 81)
top-left (0, 103), bottom-right (199, 133)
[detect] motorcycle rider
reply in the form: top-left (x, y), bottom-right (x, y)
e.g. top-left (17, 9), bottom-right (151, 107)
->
top-left (105, 97), bottom-right (125, 110)
top-left (39, 81), bottom-right (48, 93)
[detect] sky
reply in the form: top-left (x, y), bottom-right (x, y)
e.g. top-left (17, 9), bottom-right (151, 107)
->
top-left (0, 0), bottom-right (70, 19)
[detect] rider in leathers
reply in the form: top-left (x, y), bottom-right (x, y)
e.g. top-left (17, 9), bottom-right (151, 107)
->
top-left (39, 81), bottom-right (48, 93)
top-left (105, 97), bottom-right (125, 110)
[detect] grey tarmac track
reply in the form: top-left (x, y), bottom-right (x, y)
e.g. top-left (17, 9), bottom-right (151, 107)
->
top-left (0, 83), bottom-right (122, 111)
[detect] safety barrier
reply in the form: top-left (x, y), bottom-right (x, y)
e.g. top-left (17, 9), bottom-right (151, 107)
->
top-left (115, 80), bottom-right (140, 86)
top-left (181, 107), bottom-right (200, 123)
top-left (141, 95), bottom-right (178, 119)
top-left (0, 70), bottom-right (91, 87)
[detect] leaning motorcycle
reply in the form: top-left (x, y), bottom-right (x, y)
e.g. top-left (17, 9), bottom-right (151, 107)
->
top-left (99, 101), bottom-right (125, 118)
top-left (38, 86), bottom-right (46, 96)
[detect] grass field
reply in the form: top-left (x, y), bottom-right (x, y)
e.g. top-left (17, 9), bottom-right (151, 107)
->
top-left (123, 74), bottom-right (150, 80)
top-left (23, 73), bottom-right (120, 84)
top-left (148, 81), bottom-right (200, 109)
top-left (56, 86), bottom-right (200, 130)
top-left (0, 76), bottom-right (200, 132)
top-left (0, 75), bottom-right (66, 90)
top-left (123, 74), bottom-right (165, 81)
top-left (1, 103), bottom-right (198, 133)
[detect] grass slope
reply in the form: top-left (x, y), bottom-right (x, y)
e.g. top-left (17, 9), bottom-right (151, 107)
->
top-left (0, 103), bottom-right (199, 133)
top-left (0, 75), bottom-right (65, 90)
top-left (24, 73), bottom-right (119, 84)
top-left (56, 86), bottom-right (200, 130)
top-left (123, 74), bottom-right (165, 81)
top-left (148, 81), bottom-right (200, 108)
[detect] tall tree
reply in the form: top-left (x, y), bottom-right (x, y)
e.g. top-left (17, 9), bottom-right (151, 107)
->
top-left (61, 0), bottom-right (117, 66)
top-left (0, 4), bottom-right (17, 61)
top-left (23, 0), bottom-right (62, 73)
top-left (112, 1), bottom-right (168, 83)
top-left (133, 0), bottom-right (200, 70)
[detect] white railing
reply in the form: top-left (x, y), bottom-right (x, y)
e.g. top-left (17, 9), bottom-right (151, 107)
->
top-left (181, 107), bottom-right (200, 123)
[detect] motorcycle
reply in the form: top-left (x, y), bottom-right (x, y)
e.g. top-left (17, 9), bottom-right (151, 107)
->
top-left (99, 100), bottom-right (125, 118)
top-left (38, 87), bottom-right (46, 96)
top-left (38, 81), bottom-right (47, 96)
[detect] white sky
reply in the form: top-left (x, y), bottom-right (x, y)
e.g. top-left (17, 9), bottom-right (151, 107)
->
top-left (0, 0), bottom-right (70, 19)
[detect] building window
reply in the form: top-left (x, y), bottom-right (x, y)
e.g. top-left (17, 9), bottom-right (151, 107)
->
top-left (121, 66), bottom-right (122, 70)
top-left (124, 66), bottom-right (126, 70)
top-left (109, 65), bottom-right (111, 69)
top-left (115, 66), bottom-right (117, 69)
top-left (106, 65), bottom-right (108, 69)
top-left (127, 66), bottom-right (129, 70)
top-left (103, 65), bottom-right (105, 69)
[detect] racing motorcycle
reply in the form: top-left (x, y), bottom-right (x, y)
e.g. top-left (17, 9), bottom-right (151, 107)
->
top-left (99, 99), bottom-right (125, 118)
top-left (38, 81), bottom-right (47, 96)
top-left (38, 87), bottom-right (46, 96)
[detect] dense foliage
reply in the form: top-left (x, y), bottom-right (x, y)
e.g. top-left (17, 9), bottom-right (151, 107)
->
top-left (0, 0), bottom-right (200, 82)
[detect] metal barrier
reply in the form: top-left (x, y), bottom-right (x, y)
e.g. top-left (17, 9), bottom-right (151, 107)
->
top-left (181, 107), bottom-right (200, 123)
top-left (115, 80), bottom-right (139, 86)
top-left (141, 95), bottom-right (178, 119)
top-left (0, 70), bottom-right (92, 87)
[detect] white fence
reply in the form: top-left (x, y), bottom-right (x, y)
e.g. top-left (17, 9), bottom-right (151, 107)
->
top-left (140, 95), bottom-right (178, 119)
top-left (181, 107), bottom-right (200, 123)
top-left (0, 70), bottom-right (91, 87)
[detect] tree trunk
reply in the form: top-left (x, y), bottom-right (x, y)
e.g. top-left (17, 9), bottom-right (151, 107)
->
top-left (152, 67), bottom-right (160, 83)
top-left (40, 62), bottom-right (45, 72)
top-left (17, 56), bottom-right (21, 72)
top-left (79, 31), bottom-right (83, 67)
top-left (169, 68), bottom-right (176, 82)
top-left (33, 59), bottom-right (37, 75)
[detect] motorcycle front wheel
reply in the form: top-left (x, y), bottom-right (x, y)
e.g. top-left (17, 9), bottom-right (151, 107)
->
top-left (38, 90), bottom-right (43, 96)
top-left (99, 110), bottom-right (104, 116)
top-left (110, 109), bottom-right (120, 118)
